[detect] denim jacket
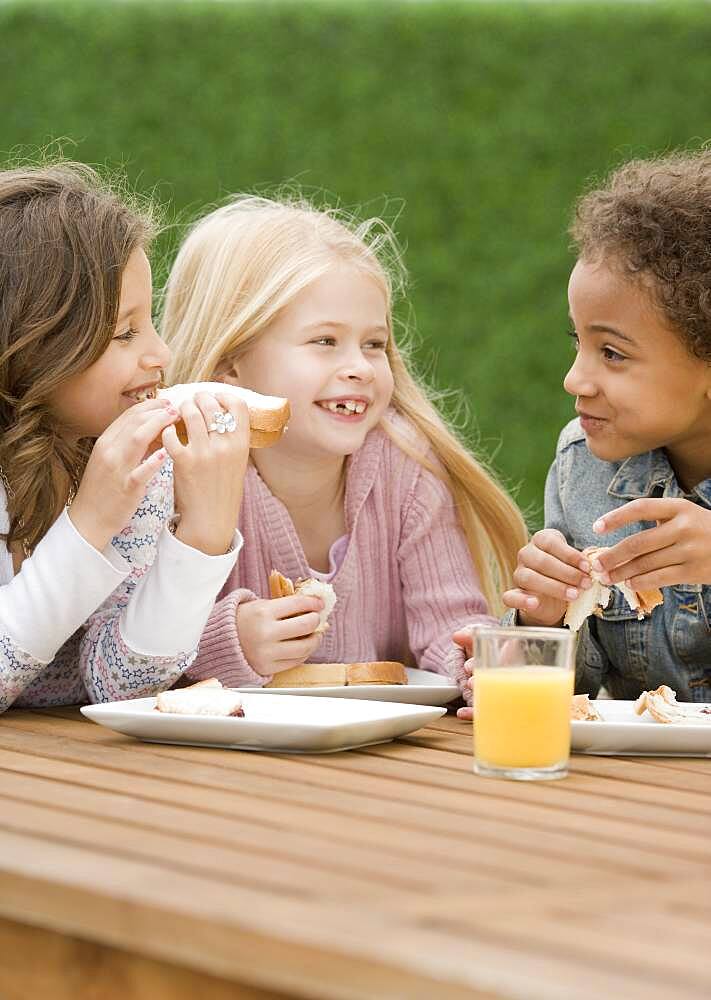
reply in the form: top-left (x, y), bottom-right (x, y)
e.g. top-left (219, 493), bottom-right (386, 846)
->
top-left (545, 418), bottom-right (711, 703)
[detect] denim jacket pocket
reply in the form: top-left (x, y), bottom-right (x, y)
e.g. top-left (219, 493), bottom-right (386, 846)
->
top-left (671, 585), bottom-right (711, 700)
top-left (597, 588), bottom-right (646, 623)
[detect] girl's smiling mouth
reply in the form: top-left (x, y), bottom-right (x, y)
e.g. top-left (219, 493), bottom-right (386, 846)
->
top-left (315, 396), bottom-right (370, 418)
top-left (123, 381), bottom-right (160, 403)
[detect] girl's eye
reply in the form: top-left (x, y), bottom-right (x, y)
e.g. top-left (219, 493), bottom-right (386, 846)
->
top-left (365, 340), bottom-right (388, 351)
top-left (313, 336), bottom-right (336, 346)
top-left (114, 327), bottom-right (138, 343)
top-left (567, 329), bottom-right (580, 350)
top-left (602, 345), bottom-right (626, 363)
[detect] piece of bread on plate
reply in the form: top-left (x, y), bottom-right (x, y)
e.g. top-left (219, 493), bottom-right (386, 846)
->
top-left (564, 545), bottom-right (663, 632)
top-left (155, 677), bottom-right (244, 716)
top-left (265, 661), bottom-right (408, 688)
top-left (155, 382), bottom-right (290, 449)
top-left (269, 569), bottom-right (336, 635)
top-left (570, 693), bottom-right (602, 721)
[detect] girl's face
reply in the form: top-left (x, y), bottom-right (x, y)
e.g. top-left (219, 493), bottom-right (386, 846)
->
top-left (48, 248), bottom-right (171, 439)
top-left (230, 264), bottom-right (395, 459)
top-left (565, 258), bottom-right (711, 468)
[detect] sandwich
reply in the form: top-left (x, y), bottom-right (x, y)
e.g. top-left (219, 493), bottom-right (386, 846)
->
top-left (269, 569), bottom-right (336, 635)
top-left (155, 677), bottom-right (245, 717)
top-left (634, 685), bottom-right (711, 724)
top-left (156, 382), bottom-right (290, 448)
top-left (570, 693), bottom-right (603, 721)
top-left (564, 545), bottom-right (663, 633)
top-left (265, 661), bottom-right (409, 688)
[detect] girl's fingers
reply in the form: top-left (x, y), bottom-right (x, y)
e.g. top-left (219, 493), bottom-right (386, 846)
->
top-left (178, 399), bottom-right (210, 447)
top-left (625, 564), bottom-right (685, 592)
top-left (160, 423), bottom-right (182, 460)
top-left (531, 530), bottom-right (590, 573)
top-left (272, 636), bottom-right (321, 663)
top-left (272, 595), bottom-right (324, 619)
top-left (593, 497), bottom-right (684, 536)
top-left (522, 544), bottom-right (591, 589)
top-left (193, 391), bottom-right (225, 434)
top-left (593, 522), bottom-right (676, 579)
top-left (456, 706), bottom-right (473, 721)
top-left (214, 394), bottom-right (251, 442)
top-left (126, 448), bottom-right (169, 491)
top-left (602, 543), bottom-right (679, 586)
top-left (513, 566), bottom-right (580, 603)
top-left (502, 588), bottom-right (540, 611)
top-left (275, 611), bottom-right (323, 641)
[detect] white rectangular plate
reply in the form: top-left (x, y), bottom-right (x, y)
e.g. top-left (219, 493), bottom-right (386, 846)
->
top-left (572, 700), bottom-right (711, 756)
top-left (238, 666), bottom-right (460, 707)
top-left (81, 693), bottom-right (446, 753)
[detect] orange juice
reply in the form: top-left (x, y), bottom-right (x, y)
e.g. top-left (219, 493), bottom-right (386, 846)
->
top-left (473, 666), bottom-right (574, 769)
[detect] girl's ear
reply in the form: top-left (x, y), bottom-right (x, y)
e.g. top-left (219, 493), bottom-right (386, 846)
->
top-left (212, 355), bottom-right (241, 386)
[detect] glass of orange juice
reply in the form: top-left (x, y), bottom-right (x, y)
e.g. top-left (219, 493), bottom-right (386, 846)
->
top-left (472, 626), bottom-right (575, 781)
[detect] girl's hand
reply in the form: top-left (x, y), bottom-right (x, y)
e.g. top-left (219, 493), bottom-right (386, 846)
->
top-left (164, 391), bottom-right (250, 556)
top-left (70, 399), bottom-right (178, 551)
top-left (591, 498), bottom-right (711, 590)
top-left (237, 595), bottom-right (325, 676)
top-left (452, 627), bottom-right (475, 721)
top-left (502, 529), bottom-right (592, 626)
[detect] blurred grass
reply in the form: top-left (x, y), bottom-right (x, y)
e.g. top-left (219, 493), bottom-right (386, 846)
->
top-left (3, 1), bottom-right (711, 523)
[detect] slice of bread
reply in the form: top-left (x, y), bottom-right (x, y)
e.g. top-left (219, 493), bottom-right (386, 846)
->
top-left (269, 569), bottom-right (336, 635)
top-left (158, 382), bottom-right (290, 449)
top-left (564, 545), bottom-right (663, 632)
top-left (570, 693), bottom-right (602, 721)
top-left (155, 679), bottom-right (244, 716)
top-left (265, 661), bottom-right (408, 688)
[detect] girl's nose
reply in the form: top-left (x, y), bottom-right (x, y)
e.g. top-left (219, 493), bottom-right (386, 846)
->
top-left (142, 325), bottom-right (172, 371)
top-left (341, 355), bottom-right (375, 382)
top-left (563, 353), bottom-right (596, 397)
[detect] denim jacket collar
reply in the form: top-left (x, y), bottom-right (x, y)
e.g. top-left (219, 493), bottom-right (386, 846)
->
top-left (608, 449), bottom-right (711, 506)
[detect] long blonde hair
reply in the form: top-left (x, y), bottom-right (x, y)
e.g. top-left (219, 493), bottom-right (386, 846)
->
top-left (162, 195), bottom-right (527, 610)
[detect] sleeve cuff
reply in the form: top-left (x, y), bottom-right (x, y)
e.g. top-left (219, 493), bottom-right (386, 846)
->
top-left (119, 527), bottom-right (242, 656)
top-left (0, 509), bottom-right (129, 663)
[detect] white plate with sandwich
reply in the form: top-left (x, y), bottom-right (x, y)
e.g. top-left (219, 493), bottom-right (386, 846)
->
top-left (571, 689), bottom-right (711, 756)
top-left (80, 680), bottom-right (446, 753)
top-left (241, 661), bottom-right (461, 707)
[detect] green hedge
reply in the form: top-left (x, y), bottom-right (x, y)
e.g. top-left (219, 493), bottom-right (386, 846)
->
top-left (3, 0), bottom-right (711, 522)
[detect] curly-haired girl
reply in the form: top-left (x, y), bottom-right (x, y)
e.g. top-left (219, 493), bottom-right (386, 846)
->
top-left (501, 149), bottom-right (711, 704)
top-left (0, 161), bottom-right (250, 712)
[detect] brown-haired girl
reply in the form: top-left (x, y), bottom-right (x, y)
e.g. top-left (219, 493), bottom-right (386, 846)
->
top-left (0, 161), bottom-right (250, 713)
top-left (501, 149), bottom-right (711, 704)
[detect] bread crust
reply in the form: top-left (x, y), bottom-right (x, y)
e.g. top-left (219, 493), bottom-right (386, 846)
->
top-left (265, 661), bottom-right (409, 688)
top-left (157, 382), bottom-right (290, 448)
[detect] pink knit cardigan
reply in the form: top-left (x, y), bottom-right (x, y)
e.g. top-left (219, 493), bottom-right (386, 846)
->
top-left (186, 412), bottom-right (494, 695)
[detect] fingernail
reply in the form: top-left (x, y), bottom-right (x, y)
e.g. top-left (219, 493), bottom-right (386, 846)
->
top-left (599, 572), bottom-right (611, 585)
top-left (580, 559), bottom-right (590, 573)
top-left (591, 559), bottom-right (603, 572)
top-left (526, 596), bottom-right (539, 608)
top-left (581, 577), bottom-right (592, 590)
top-left (155, 448), bottom-right (166, 460)
top-left (566, 587), bottom-right (579, 600)
top-left (592, 518), bottom-right (605, 533)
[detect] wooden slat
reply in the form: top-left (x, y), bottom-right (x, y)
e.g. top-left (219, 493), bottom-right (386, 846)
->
top-left (0, 917), bottom-right (291, 1000)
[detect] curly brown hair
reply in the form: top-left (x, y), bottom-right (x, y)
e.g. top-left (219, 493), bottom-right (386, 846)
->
top-left (0, 161), bottom-right (158, 554)
top-left (570, 149), bottom-right (711, 361)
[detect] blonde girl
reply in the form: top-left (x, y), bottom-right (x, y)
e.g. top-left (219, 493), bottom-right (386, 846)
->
top-left (162, 195), bottom-right (527, 694)
top-left (0, 162), bottom-right (250, 713)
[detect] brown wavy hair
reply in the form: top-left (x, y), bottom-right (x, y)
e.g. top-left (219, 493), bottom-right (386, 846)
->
top-left (0, 161), bottom-right (157, 553)
top-left (570, 149), bottom-right (711, 361)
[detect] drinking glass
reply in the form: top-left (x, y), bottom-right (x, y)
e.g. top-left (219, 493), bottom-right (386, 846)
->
top-left (472, 625), bottom-right (575, 781)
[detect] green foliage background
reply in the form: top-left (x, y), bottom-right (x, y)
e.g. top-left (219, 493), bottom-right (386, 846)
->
top-left (3, 0), bottom-right (711, 522)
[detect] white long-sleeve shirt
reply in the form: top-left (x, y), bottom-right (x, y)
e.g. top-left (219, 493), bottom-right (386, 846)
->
top-left (0, 462), bottom-right (241, 712)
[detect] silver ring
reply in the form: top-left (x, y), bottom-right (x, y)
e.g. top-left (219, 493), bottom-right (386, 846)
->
top-left (207, 411), bottom-right (237, 434)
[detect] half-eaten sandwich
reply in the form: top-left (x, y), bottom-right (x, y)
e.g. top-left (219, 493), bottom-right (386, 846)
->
top-left (155, 678), bottom-right (244, 717)
top-left (269, 569), bottom-right (336, 635)
top-left (564, 545), bottom-right (663, 633)
top-left (157, 382), bottom-right (290, 448)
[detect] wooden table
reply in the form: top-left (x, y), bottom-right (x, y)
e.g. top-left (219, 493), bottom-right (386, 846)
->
top-left (0, 706), bottom-right (709, 1000)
